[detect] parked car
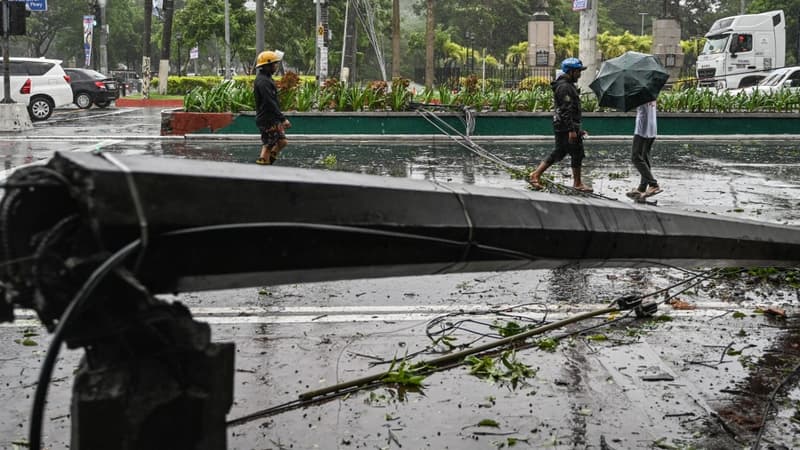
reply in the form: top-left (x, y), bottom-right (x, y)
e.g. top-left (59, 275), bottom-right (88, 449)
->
top-left (64, 68), bottom-right (120, 109)
top-left (731, 66), bottom-right (800, 95)
top-left (0, 57), bottom-right (73, 121)
top-left (110, 70), bottom-right (141, 95)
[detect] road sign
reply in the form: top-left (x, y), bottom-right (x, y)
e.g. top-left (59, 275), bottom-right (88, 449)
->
top-left (572, 0), bottom-right (587, 11)
top-left (190, 47), bottom-right (199, 60)
top-left (26, 0), bottom-right (47, 12)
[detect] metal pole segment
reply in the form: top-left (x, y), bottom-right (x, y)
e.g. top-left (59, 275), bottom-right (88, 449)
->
top-left (99, 0), bottom-right (108, 74)
top-left (224, 0), bottom-right (230, 79)
top-left (2, 0), bottom-right (11, 103)
top-left (256, 0), bottom-right (264, 55)
top-left (315, 0), bottom-right (321, 85)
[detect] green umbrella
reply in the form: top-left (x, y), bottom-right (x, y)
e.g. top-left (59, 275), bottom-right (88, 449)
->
top-left (589, 51), bottom-right (670, 112)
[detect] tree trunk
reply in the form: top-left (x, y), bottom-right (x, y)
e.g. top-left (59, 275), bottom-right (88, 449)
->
top-left (159, 0), bottom-right (175, 94)
top-left (391, 0), bottom-right (400, 79)
top-left (143, 0), bottom-right (153, 98)
top-left (425, 0), bottom-right (434, 88)
top-left (143, 0), bottom-right (152, 62)
top-left (160, 0), bottom-right (174, 62)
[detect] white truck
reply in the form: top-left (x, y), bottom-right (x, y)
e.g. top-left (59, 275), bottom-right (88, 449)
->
top-left (696, 10), bottom-right (785, 90)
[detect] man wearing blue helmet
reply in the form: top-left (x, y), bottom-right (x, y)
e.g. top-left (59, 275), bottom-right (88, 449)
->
top-left (529, 57), bottom-right (593, 192)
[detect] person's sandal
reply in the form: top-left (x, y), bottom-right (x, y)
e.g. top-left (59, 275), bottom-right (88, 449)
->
top-left (644, 185), bottom-right (663, 197)
top-left (626, 189), bottom-right (644, 199)
top-left (574, 185), bottom-right (594, 193)
top-left (255, 158), bottom-right (271, 165)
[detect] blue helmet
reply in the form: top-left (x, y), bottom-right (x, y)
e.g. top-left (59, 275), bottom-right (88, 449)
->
top-left (561, 57), bottom-right (586, 73)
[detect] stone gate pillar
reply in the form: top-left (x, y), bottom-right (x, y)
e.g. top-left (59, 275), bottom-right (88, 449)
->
top-left (527, 11), bottom-right (555, 79)
top-left (652, 18), bottom-right (684, 83)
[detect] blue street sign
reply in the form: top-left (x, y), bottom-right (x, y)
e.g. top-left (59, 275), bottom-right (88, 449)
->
top-left (26, 0), bottom-right (47, 12)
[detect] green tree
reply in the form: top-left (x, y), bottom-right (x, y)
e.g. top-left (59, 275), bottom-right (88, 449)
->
top-left (598, 31), bottom-right (650, 58)
top-left (22, 0), bottom-right (86, 58)
top-left (506, 41), bottom-right (528, 68)
top-left (413, 0), bottom-right (538, 63)
top-left (174, 0), bottom-right (255, 73)
top-left (261, 0), bottom-right (317, 73)
top-left (747, 0), bottom-right (800, 65)
top-left (554, 32), bottom-right (578, 63)
top-left (108, 0), bottom-right (145, 71)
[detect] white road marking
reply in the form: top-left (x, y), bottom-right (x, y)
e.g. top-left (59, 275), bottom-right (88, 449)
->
top-left (73, 139), bottom-right (125, 152)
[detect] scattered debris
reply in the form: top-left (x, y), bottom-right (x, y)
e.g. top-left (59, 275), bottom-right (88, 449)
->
top-left (641, 373), bottom-right (675, 382)
top-left (762, 307), bottom-right (787, 318)
top-left (667, 298), bottom-right (696, 310)
top-left (465, 350), bottom-right (537, 389)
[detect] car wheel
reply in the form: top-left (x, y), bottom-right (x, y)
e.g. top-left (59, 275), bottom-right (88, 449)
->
top-left (75, 92), bottom-right (93, 109)
top-left (28, 96), bottom-right (54, 121)
top-left (94, 101), bottom-right (110, 108)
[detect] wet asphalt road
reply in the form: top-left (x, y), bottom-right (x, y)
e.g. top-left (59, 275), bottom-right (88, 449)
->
top-left (1, 106), bottom-right (800, 449)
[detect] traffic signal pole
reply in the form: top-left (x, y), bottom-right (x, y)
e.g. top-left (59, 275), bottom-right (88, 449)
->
top-left (578, 0), bottom-right (598, 93)
top-left (98, 0), bottom-right (108, 74)
top-left (0, 0), bottom-right (32, 131)
top-left (2, 0), bottom-right (11, 103)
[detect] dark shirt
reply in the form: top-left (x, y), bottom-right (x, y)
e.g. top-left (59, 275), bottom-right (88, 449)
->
top-left (254, 69), bottom-right (285, 129)
top-left (551, 75), bottom-right (582, 133)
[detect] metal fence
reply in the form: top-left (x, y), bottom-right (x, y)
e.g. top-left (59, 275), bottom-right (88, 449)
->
top-left (414, 66), bottom-right (555, 89)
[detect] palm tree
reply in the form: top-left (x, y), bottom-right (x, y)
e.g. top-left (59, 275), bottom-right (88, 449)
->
top-left (506, 42), bottom-right (528, 69)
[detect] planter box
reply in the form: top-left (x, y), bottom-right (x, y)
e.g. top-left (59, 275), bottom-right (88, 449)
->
top-left (117, 98), bottom-right (184, 108)
top-left (160, 110), bottom-right (800, 137)
top-left (161, 111), bottom-right (235, 136)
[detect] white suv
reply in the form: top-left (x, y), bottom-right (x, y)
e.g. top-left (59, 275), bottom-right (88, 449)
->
top-left (0, 57), bottom-right (73, 121)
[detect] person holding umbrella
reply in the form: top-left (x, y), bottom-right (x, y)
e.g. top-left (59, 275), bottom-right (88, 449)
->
top-left (529, 57), bottom-right (594, 192)
top-left (588, 51), bottom-right (670, 201)
top-left (626, 100), bottom-right (663, 200)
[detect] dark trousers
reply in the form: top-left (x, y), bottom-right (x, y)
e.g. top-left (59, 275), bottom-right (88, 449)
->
top-left (546, 131), bottom-right (584, 169)
top-left (631, 135), bottom-right (657, 191)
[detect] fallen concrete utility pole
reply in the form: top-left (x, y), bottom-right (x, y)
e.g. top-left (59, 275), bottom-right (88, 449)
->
top-left (4, 151), bottom-right (800, 306)
top-left (1, 151), bottom-right (799, 449)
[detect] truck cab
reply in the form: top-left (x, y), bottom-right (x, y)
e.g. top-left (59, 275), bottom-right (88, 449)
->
top-left (696, 10), bottom-right (785, 90)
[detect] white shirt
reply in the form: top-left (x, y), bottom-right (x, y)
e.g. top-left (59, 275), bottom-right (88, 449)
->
top-left (634, 101), bottom-right (657, 138)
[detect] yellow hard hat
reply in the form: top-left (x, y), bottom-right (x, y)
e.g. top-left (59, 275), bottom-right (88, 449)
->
top-left (256, 50), bottom-right (284, 67)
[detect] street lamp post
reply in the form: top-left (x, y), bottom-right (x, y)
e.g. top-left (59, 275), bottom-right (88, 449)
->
top-left (465, 31), bottom-right (473, 74)
top-left (470, 33), bottom-right (475, 72)
top-left (176, 32), bottom-right (182, 77)
top-left (639, 12), bottom-right (648, 36)
top-left (98, 0), bottom-right (108, 74)
top-left (3, 0), bottom-right (12, 103)
top-left (224, 0), bottom-right (231, 80)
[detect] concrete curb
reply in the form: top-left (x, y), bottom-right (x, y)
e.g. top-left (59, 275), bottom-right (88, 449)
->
top-left (184, 133), bottom-right (800, 144)
top-left (2, 133), bottom-right (798, 143)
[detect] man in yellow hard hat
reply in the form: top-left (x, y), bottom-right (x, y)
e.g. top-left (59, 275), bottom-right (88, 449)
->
top-left (254, 50), bottom-right (291, 165)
